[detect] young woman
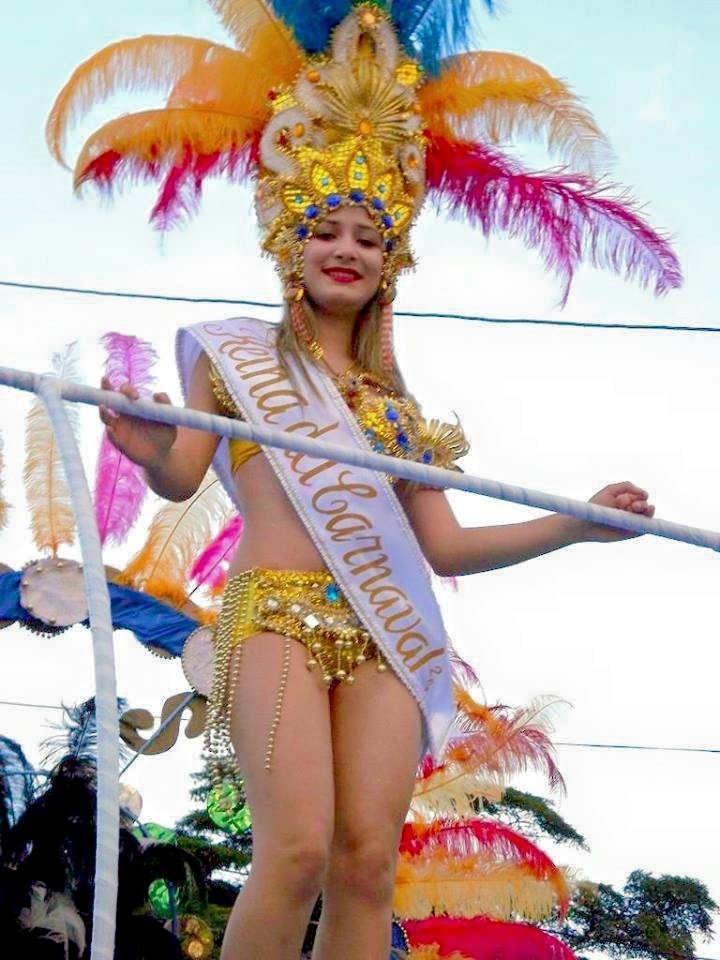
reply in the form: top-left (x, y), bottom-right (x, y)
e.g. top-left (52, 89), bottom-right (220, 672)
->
top-left (52, 4), bottom-right (674, 958)
top-left (100, 204), bottom-right (654, 960)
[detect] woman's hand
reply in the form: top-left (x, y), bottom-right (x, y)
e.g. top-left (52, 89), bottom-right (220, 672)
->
top-left (98, 376), bottom-right (177, 468)
top-left (569, 481), bottom-right (656, 544)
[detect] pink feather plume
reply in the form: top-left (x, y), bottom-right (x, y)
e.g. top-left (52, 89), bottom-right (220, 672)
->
top-left (93, 332), bottom-right (157, 547)
top-left (403, 916), bottom-right (578, 960)
top-left (400, 819), bottom-right (567, 905)
top-left (189, 514), bottom-right (244, 593)
top-left (425, 135), bottom-right (682, 305)
top-left (78, 133), bottom-right (261, 231)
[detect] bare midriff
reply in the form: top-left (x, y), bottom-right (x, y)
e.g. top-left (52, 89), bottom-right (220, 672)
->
top-left (226, 448), bottom-right (328, 575)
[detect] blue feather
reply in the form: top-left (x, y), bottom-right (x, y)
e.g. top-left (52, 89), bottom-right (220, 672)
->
top-left (269, 0), bottom-right (353, 53)
top-left (392, 0), bottom-right (495, 75)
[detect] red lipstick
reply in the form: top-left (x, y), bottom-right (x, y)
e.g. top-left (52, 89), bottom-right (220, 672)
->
top-left (323, 268), bottom-right (361, 283)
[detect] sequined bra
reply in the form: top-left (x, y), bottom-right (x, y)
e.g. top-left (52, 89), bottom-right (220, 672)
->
top-left (209, 360), bottom-right (469, 481)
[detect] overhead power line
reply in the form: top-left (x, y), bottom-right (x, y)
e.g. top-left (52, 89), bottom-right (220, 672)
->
top-left (1, 278), bottom-right (718, 333)
top-left (1, 699), bottom-right (718, 754)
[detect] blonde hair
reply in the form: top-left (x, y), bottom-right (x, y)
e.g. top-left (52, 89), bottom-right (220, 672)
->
top-left (276, 295), bottom-right (411, 397)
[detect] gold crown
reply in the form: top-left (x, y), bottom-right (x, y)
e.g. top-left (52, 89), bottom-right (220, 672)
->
top-left (254, 4), bottom-right (426, 286)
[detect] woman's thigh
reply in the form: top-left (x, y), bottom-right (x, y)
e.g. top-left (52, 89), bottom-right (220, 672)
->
top-left (329, 663), bottom-right (422, 847)
top-left (228, 631), bottom-right (335, 857)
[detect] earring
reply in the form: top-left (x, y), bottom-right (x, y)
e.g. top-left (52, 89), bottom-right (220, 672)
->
top-left (290, 299), bottom-right (323, 360)
top-left (379, 281), bottom-right (397, 306)
top-left (283, 282), bottom-right (305, 303)
top-left (378, 281), bottom-right (397, 371)
top-left (380, 300), bottom-right (395, 372)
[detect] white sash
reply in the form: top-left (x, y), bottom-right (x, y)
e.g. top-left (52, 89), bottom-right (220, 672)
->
top-left (176, 317), bottom-right (454, 760)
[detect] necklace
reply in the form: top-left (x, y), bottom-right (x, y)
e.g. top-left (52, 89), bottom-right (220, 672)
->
top-left (319, 354), bottom-right (358, 382)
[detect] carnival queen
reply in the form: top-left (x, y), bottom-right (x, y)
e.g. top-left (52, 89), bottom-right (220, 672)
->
top-left (49, 2), bottom-right (675, 957)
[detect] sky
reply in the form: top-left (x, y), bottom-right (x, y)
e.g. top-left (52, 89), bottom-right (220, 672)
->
top-left (0, 0), bottom-right (718, 955)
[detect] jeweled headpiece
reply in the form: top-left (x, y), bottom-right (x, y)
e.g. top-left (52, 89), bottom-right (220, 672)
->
top-left (255, 4), bottom-right (425, 288)
top-left (47, 0), bottom-right (681, 302)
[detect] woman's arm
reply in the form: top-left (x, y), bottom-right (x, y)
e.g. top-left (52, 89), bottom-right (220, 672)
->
top-left (400, 482), bottom-right (655, 577)
top-left (100, 351), bottom-right (221, 502)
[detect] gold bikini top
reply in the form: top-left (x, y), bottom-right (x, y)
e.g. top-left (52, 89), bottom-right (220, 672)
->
top-left (209, 361), bottom-right (469, 482)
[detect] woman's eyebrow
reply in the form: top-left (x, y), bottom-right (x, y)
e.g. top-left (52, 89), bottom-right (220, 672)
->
top-left (315, 217), bottom-right (380, 238)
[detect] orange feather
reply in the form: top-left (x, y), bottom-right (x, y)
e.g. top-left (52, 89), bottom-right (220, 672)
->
top-left (117, 472), bottom-right (232, 608)
top-left (46, 36), bottom-right (240, 168)
top-left (73, 107), bottom-right (262, 190)
top-left (394, 854), bottom-right (568, 922)
top-left (206, 0), bottom-right (301, 61)
top-left (22, 345), bottom-right (80, 556)
top-left (412, 686), bottom-right (564, 820)
top-left (421, 51), bottom-right (611, 170)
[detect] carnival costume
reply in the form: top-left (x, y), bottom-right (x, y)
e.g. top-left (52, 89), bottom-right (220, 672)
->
top-left (48, 1), bottom-right (681, 777)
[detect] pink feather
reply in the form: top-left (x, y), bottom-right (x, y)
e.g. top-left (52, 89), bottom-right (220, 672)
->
top-left (400, 819), bottom-right (566, 901)
top-left (189, 514), bottom-right (244, 592)
top-left (404, 916), bottom-right (578, 960)
top-left (78, 133), bottom-right (261, 231)
top-left (425, 135), bottom-right (682, 305)
top-left (93, 332), bottom-right (157, 546)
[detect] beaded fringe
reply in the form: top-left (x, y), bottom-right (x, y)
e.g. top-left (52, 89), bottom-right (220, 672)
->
top-left (204, 569), bottom-right (387, 775)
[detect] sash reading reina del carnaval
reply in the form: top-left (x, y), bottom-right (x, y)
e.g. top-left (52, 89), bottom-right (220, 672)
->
top-left (48, 1), bottom-right (681, 746)
top-left (178, 317), bottom-right (455, 758)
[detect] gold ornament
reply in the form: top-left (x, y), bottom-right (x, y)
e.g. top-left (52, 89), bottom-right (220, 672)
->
top-left (255, 6), bottom-right (426, 287)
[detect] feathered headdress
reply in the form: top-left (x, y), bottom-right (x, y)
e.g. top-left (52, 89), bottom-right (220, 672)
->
top-left (48, 0), bottom-right (681, 305)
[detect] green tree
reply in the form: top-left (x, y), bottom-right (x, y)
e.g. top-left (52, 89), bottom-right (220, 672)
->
top-left (483, 786), bottom-right (587, 849)
top-left (549, 870), bottom-right (716, 960)
top-left (173, 760), bottom-right (253, 958)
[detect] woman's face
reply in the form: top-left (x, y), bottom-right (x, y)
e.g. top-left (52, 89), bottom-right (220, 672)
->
top-left (302, 205), bottom-right (384, 317)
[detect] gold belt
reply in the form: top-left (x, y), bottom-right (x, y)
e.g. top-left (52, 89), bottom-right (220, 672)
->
top-left (205, 568), bottom-right (386, 773)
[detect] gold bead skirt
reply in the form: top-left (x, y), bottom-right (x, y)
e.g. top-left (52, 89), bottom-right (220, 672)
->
top-left (205, 568), bottom-right (386, 773)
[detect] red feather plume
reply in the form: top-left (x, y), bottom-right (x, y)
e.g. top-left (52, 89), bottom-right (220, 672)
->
top-left (404, 916), bottom-right (578, 960)
top-left (78, 132), bottom-right (261, 230)
top-left (400, 818), bottom-right (569, 914)
top-left (425, 135), bottom-right (682, 305)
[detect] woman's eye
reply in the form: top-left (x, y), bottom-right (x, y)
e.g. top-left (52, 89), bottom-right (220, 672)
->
top-left (359, 237), bottom-right (380, 248)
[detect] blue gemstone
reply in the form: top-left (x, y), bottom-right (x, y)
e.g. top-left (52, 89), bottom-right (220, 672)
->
top-left (382, 215), bottom-right (394, 229)
top-left (374, 441), bottom-right (385, 452)
top-left (385, 406), bottom-right (398, 421)
top-left (305, 204), bottom-right (320, 218)
top-left (296, 224), bottom-right (310, 239)
top-left (365, 428), bottom-right (375, 438)
top-left (349, 190), bottom-right (365, 203)
top-left (372, 197), bottom-right (385, 210)
top-left (325, 583), bottom-right (341, 603)
top-left (397, 432), bottom-right (408, 445)
top-left (385, 240), bottom-right (394, 252)
top-left (327, 193), bottom-right (341, 208)
top-left (356, 155), bottom-right (366, 164)
top-left (422, 450), bottom-right (433, 463)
